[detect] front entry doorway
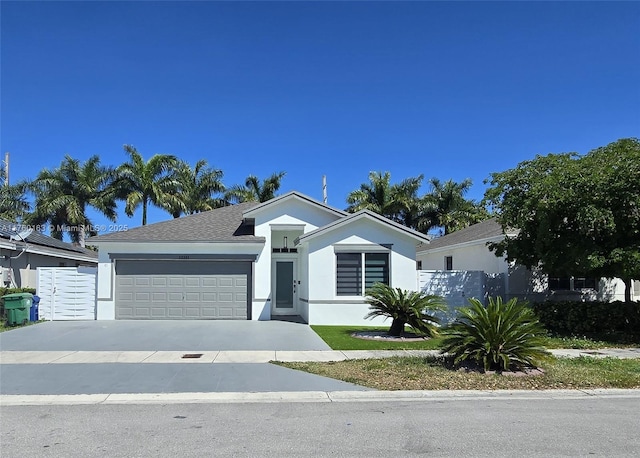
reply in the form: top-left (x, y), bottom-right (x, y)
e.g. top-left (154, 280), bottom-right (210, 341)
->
top-left (272, 259), bottom-right (297, 316)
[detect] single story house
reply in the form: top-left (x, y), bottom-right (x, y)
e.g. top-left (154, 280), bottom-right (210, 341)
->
top-left (87, 191), bottom-right (430, 324)
top-left (416, 218), bottom-right (639, 304)
top-left (0, 219), bottom-right (98, 289)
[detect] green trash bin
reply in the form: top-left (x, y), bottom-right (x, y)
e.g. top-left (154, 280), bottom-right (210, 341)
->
top-left (3, 293), bottom-right (33, 326)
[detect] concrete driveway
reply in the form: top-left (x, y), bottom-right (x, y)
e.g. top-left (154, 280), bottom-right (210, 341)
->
top-left (0, 320), bottom-right (332, 351)
top-left (0, 321), bottom-right (374, 395)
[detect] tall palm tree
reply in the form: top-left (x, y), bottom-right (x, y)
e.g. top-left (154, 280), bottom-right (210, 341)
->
top-left (163, 159), bottom-right (226, 218)
top-left (0, 169), bottom-right (31, 221)
top-left (346, 172), bottom-right (428, 229)
top-left (116, 145), bottom-right (180, 225)
top-left (425, 178), bottom-right (488, 235)
top-left (225, 172), bottom-right (286, 203)
top-left (27, 155), bottom-right (118, 246)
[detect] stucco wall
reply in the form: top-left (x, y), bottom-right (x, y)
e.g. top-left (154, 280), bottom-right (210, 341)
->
top-left (303, 218), bottom-right (420, 325)
top-left (418, 241), bottom-right (634, 303)
top-left (94, 241), bottom-right (263, 320)
top-left (251, 200), bottom-right (342, 321)
top-left (417, 240), bottom-right (507, 274)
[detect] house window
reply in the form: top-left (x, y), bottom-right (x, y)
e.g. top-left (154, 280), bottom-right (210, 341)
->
top-left (573, 277), bottom-right (598, 290)
top-left (336, 252), bottom-right (389, 296)
top-left (445, 256), bottom-right (453, 271)
top-left (548, 277), bottom-right (571, 290)
top-left (549, 276), bottom-right (598, 291)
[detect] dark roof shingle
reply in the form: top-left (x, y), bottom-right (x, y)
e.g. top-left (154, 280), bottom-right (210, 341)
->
top-left (418, 218), bottom-right (504, 252)
top-left (87, 202), bottom-right (264, 243)
top-left (0, 218), bottom-right (97, 258)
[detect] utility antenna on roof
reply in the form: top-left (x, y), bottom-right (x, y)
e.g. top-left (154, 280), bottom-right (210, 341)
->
top-left (322, 175), bottom-right (327, 204)
top-left (11, 226), bottom-right (33, 241)
top-left (3, 152), bottom-right (8, 186)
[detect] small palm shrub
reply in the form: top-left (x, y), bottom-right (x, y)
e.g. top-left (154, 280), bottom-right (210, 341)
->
top-left (441, 297), bottom-right (550, 372)
top-left (364, 283), bottom-right (447, 337)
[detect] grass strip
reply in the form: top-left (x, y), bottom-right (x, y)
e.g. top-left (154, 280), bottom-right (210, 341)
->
top-left (274, 356), bottom-right (640, 391)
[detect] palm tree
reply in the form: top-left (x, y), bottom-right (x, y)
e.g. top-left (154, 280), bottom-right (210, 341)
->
top-left (163, 160), bottom-right (226, 218)
top-left (116, 145), bottom-right (180, 225)
top-left (425, 178), bottom-right (488, 235)
top-left (364, 283), bottom-right (447, 337)
top-left (225, 172), bottom-right (286, 203)
top-left (346, 172), bottom-right (430, 230)
top-left (0, 169), bottom-right (31, 221)
top-left (27, 155), bottom-right (117, 246)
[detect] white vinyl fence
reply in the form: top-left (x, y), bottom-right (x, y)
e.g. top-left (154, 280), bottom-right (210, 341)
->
top-left (36, 267), bottom-right (97, 320)
top-left (418, 270), bottom-right (485, 323)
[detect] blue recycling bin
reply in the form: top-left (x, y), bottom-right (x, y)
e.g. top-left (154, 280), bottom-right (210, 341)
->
top-left (30, 295), bottom-right (40, 321)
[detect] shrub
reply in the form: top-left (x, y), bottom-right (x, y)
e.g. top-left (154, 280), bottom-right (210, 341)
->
top-left (364, 283), bottom-right (447, 337)
top-left (441, 296), bottom-right (550, 372)
top-left (530, 300), bottom-right (640, 342)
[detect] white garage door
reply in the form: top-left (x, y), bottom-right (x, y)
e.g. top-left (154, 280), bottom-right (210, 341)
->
top-left (115, 260), bottom-right (251, 320)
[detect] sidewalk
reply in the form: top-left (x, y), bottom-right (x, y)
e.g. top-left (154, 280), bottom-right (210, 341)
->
top-left (2, 348), bottom-right (639, 364)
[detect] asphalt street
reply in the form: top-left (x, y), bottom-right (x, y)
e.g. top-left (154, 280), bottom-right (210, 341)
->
top-left (2, 395), bottom-right (639, 457)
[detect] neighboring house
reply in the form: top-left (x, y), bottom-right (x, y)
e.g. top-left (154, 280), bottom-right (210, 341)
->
top-left (416, 218), bottom-right (638, 304)
top-left (0, 219), bottom-right (98, 289)
top-left (87, 191), bottom-right (430, 324)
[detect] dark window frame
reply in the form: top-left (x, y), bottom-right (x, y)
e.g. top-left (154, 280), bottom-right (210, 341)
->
top-left (445, 256), bottom-right (453, 271)
top-left (336, 252), bottom-right (390, 296)
top-left (549, 276), bottom-right (599, 291)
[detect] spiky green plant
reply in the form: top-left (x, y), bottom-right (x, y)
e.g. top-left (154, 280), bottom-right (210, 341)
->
top-left (364, 283), bottom-right (447, 337)
top-left (441, 297), bottom-right (550, 372)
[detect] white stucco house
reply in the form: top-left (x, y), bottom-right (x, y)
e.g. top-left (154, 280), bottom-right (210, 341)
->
top-left (417, 218), bottom-right (638, 304)
top-left (87, 192), bottom-right (430, 324)
top-left (1, 219), bottom-right (98, 289)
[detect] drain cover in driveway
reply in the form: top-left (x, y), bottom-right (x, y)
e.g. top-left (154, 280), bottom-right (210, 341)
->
top-left (181, 354), bottom-right (203, 359)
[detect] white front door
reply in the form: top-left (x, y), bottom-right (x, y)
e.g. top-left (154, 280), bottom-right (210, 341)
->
top-left (272, 259), bottom-right (297, 315)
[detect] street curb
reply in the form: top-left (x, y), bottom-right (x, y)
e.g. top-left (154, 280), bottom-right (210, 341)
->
top-left (2, 388), bottom-right (640, 406)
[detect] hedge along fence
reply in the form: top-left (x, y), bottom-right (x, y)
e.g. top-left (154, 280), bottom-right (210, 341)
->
top-left (0, 287), bottom-right (37, 297)
top-left (530, 300), bottom-right (640, 341)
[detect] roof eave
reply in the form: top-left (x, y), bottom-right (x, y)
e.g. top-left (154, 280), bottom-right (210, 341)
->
top-left (242, 192), bottom-right (348, 218)
top-left (88, 238), bottom-right (266, 246)
top-left (297, 211), bottom-right (430, 245)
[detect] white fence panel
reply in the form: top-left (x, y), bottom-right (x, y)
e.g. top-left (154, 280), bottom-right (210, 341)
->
top-left (418, 270), bottom-right (485, 323)
top-left (36, 267), bottom-right (97, 320)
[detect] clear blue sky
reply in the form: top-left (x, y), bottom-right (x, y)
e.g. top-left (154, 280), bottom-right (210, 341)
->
top-left (2, 1), bottom-right (639, 234)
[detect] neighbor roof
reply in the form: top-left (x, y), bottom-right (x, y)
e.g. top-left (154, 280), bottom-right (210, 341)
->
top-left (87, 202), bottom-right (265, 244)
top-left (0, 218), bottom-right (98, 261)
top-left (296, 209), bottom-right (431, 245)
top-left (417, 218), bottom-right (506, 252)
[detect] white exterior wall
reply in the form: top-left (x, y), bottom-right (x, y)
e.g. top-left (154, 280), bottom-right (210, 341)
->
top-left (417, 239), bottom-right (635, 303)
top-left (94, 241), bottom-right (263, 320)
top-left (250, 200), bottom-right (342, 321)
top-left (417, 239), bottom-right (507, 274)
top-left (0, 250), bottom-right (96, 289)
top-left (303, 219), bottom-right (421, 326)
top-left (298, 244), bottom-right (310, 323)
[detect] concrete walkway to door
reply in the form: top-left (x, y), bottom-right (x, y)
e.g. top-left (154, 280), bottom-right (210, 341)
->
top-left (0, 321), bottom-right (332, 351)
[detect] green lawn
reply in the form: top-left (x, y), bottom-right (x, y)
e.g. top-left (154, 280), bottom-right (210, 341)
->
top-left (276, 356), bottom-right (640, 390)
top-left (311, 325), bottom-right (443, 350)
top-left (311, 325), bottom-right (638, 351)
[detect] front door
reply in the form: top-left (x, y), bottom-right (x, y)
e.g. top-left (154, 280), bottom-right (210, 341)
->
top-left (272, 260), bottom-right (297, 315)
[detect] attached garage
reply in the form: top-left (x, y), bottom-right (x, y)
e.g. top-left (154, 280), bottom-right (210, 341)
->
top-left (115, 260), bottom-right (252, 320)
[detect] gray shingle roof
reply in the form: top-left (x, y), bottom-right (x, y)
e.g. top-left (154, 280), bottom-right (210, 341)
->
top-left (86, 202), bottom-right (265, 243)
top-left (417, 218), bottom-right (505, 252)
top-left (0, 218), bottom-right (97, 258)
